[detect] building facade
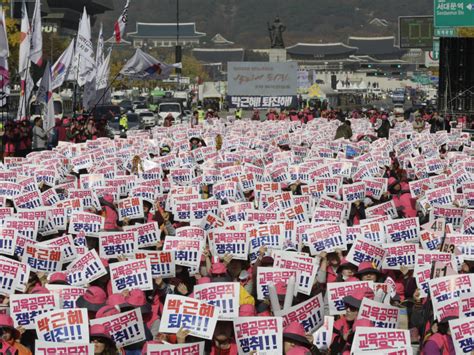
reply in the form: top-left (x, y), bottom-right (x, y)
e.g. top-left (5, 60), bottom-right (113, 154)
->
top-left (127, 22), bottom-right (206, 48)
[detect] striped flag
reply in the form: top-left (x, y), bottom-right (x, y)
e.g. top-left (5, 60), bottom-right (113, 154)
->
top-left (114, 0), bottom-right (130, 44)
top-left (30, 0), bottom-right (43, 66)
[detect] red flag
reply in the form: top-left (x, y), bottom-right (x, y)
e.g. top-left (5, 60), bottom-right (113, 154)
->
top-left (114, 0), bottom-right (130, 44)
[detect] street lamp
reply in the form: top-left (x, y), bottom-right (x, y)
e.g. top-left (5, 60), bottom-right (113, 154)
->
top-left (176, 0), bottom-right (182, 89)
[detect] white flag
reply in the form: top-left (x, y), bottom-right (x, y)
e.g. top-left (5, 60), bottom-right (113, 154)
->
top-left (0, 7), bottom-right (9, 58)
top-left (30, 0), bottom-right (43, 66)
top-left (51, 38), bottom-right (74, 90)
top-left (18, 2), bottom-right (30, 76)
top-left (76, 7), bottom-right (95, 86)
top-left (96, 50), bottom-right (111, 90)
top-left (120, 48), bottom-right (174, 80)
top-left (96, 22), bottom-right (104, 68)
top-left (37, 62), bottom-right (54, 131)
top-left (0, 8), bottom-right (10, 107)
top-left (17, 70), bottom-right (33, 121)
top-left (114, 0), bottom-right (130, 44)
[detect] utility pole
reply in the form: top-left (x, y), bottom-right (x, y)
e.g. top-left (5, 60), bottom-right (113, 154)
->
top-left (176, 0), bottom-right (181, 90)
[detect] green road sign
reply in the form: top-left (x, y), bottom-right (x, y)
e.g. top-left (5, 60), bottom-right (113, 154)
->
top-left (434, 27), bottom-right (457, 36)
top-left (434, 0), bottom-right (474, 27)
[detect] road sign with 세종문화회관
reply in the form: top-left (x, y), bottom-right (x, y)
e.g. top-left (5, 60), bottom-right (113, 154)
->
top-left (434, 0), bottom-right (474, 27)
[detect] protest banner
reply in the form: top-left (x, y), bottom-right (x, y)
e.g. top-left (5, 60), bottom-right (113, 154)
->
top-left (425, 186), bottom-right (454, 207)
top-left (163, 236), bottom-right (203, 269)
top-left (45, 285), bottom-right (87, 309)
top-left (35, 342), bottom-right (94, 355)
top-left (346, 238), bottom-right (386, 268)
top-left (13, 190), bottom-right (42, 209)
top-left (134, 250), bottom-right (175, 278)
top-left (275, 293), bottom-right (324, 333)
top-left (460, 293), bottom-right (474, 318)
top-left (194, 282), bottom-right (240, 320)
top-left (382, 243), bottom-right (418, 270)
top-left (326, 281), bottom-right (374, 315)
top-left (41, 234), bottom-right (77, 263)
top-left (419, 229), bottom-right (442, 251)
top-left (221, 202), bottom-right (253, 223)
top-left (117, 197), bottom-right (144, 221)
top-left (256, 267), bottom-right (298, 300)
top-left (360, 221), bottom-right (386, 244)
top-left (22, 244), bottom-right (63, 273)
top-left (68, 189), bottom-right (101, 210)
top-left (234, 317), bottom-right (283, 355)
top-left (306, 225), bottom-right (346, 255)
top-left (49, 208), bottom-right (67, 231)
top-left (384, 218), bottom-right (420, 243)
top-left (449, 317), bottom-right (474, 354)
top-left (175, 226), bottom-right (206, 241)
top-left (210, 230), bottom-right (248, 261)
top-left (66, 249), bottom-right (108, 286)
top-left (159, 295), bottom-right (220, 340)
top-left (444, 234), bottom-right (474, 261)
top-left (68, 211), bottom-right (104, 236)
top-left (0, 257), bottom-right (19, 295)
top-left (313, 316), bottom-right (334, 351)
top-left (35, 308), bottom-right (89, 343)
top-left (312, 207), bottom-right (344, 223)
top-left (342, 182), bottom-right (366, 202)
top-left (248, 224), bottom-right (285, 263)
top-left (358, 298), bottom-right (400, 328)
top-left (10, 293), bottom-right (60, 329)
top-left (190, 199), bottom-right (220, 224)
top-left (0, 181), bottom-right (22, 198)
top-left (99, 231), bottom-right (138, 259)
top-left (363, 178), bottom-right (387, 200)
top-left (110, 258), bottom-right (153, 293)
top-left (124, 222), bottom-right (161, 248)
top-left (428, 274), bottom-right (474, 317)
top-left (145, 342), bottom-right (205, 355)
top-left (366, 200), bottom-right (398, 219)
top-left (0, 228), bottom-right (18, 256)
top-left (3, 218), bottom-right (38, 240)
top-left (352, 327), bottom-right (411, 353)
top-left (90, 309), bottom-right (146, 347)
top-left (274, 251), bottom-right (318, 295)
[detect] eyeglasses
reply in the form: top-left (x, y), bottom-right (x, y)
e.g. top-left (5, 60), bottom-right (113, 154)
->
top-left (91, 337), bottom-right (106, 344)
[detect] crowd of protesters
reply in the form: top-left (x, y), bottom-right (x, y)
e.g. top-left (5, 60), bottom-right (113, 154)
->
top-left (0, 107), bottom-right (472, 355)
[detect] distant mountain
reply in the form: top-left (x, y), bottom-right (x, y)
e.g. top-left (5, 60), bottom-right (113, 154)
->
top-left (96, 0), bottom-right (433, 47)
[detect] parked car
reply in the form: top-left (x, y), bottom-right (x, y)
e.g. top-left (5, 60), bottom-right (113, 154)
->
top-left (139, 111), bottom-right (157, 129)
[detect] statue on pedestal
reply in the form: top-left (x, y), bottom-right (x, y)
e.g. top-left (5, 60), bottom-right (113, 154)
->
top-left (268, 16), bottom-right (286, 49)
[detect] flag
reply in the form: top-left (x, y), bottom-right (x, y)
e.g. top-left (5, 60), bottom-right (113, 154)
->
top-left (51, 38), bottom-right (74, 90)
top-left (120, 48), bottom-right (174, 80)
top-left (18, 1), bottom-right (30, 76)
top-left (37, 62), bottom-right (54, 131)
top-left (17, 71), bottom-right (33, 121)
top-left (114, 0), bottom-right (130, 44)
top-left (76, 7), bottom-right (95, 86)
top-left (0, 8), bottom-right (10, 106)
top-left (96, 22), bottom-right (104, 68)
top-left (96, 50), bottom-right (111, 90)
top-left (30, 0), bottom-right (43, 66)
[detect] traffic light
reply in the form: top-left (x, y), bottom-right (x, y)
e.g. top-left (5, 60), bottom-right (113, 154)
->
top-left (361, 64), bottom-right (373, 69)
top-left (391, 64), bottom-right (402, 69)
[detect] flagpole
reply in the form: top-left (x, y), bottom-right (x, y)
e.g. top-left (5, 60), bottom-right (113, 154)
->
top-left (89, 70), bottom-right (121, 117)
top-left (72, 54), bottom-right (80, 118)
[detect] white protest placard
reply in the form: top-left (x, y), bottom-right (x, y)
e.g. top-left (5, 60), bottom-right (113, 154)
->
top-left (194, 282), bottom-right (240, 320)
top-left (22, 244), bottom-right (63, 273)
top-left (0, 228), bottom-right (18, 256)
top-left (274, 251), bottom-right (318, 295)
top-left (363, 178), bottom-right (387, 200)
top-left (326, 281), bottom-right (374, 315)
top-left (0, 258), bottom-right (19, 295)
top-left (13, 190), bottom-right (42, 209)
top-left (68, 211), bottom-right (104, 236)
top-left (190, 199), bottom-right (220, 224)
top-left (313, 316), bottom-right (334, 351)
top-left (35, 342), bottom-right (94, 355)
top-left (66, 249), bottom-right (108, 286)
top-left (360, 221), bottom-right (386, 244)
top-left (342, 181), bottom-right (366, 202)
top-left (384, 218), bottom-right (420, 243)
top-left (10, 293), bottom-right (60, 329)
top-left (256, 267), bottom-right (298, 300)
top-left (425, 185), bottom-right (454, 207)
top-left (163, 236), bottom-right (203, 269)
top-left (275, 293), bottom-right (324, 333)
top-left (41, 234), bottom-right (77, 264)
top-left (145, 342), bottom-right (205, 355)
top-left (352, 327), bottom-right (411, 353)
top-left (234, 317), bottom-right (283, 355)
top-left (248, 224), bottom-right (285, 263)
top-left (45, 285), bottom-right (87, 309)
top-left (382, 243), bottom-right (418, 270)
top-left (99, 231), bottom-right (138, 259)
top-left (449, 317), bottom-right (474, 355)
top-left (110, 258), bottom-right (153, 294)
top-left (35, 308), bottom-right (89, 343)
top-left (134, 250), bottom-right (175, 278)
top-left (460, 293), bottom-right (474, 318)
top-left (117, 196), bottom-right (145, 221)
top-left (210, 230), bottom-right (248, 261)
top-left (306, 224), bottom-right (347, 255)
top-left (366, 200), bottom-right (398, 219)
top-left (90, 309), bottom-right (146, 347)
top-left (346, 238), bottom-right (386, 268)
top-left (159, 295), bottom-right (220, 340)
top-left (3, 217), bottom-right (38, 240)
top-left (124, 222), bottom-right (161, 248)
top-left (358, 298), bottom-right (400, 328)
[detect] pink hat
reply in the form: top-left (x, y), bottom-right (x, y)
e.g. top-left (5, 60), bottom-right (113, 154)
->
top-left (106, 293), bottom-right (127, 307)
top-left (124, 289), bottom-right (151, 314)
top-left (239, 304), bottom-right (256, 317)
top-left (286, 346), bottom-right (311, 355)
top-left (49, 272), bottom-right (69, 285)
top-left (96, 305), bottom-right (120, 319)
top-left (210, 262), bottom-right (227, 275)
top-left (0, 314), bottom-right (20, 339)
top-left (356, 261), bottom-right (382, 278)
top-left (30, 285), bottom-right (50, 294)
top-left (343, 287), bottom-right (375, 309)
top-left (197, 277), bottom-right (211, 285)
top-left (76, 286), bottom-right (107, 311)
top-left (90, 324), bottom-right (114, 343)
top-left (283, 322), bottom-right (311, 347)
